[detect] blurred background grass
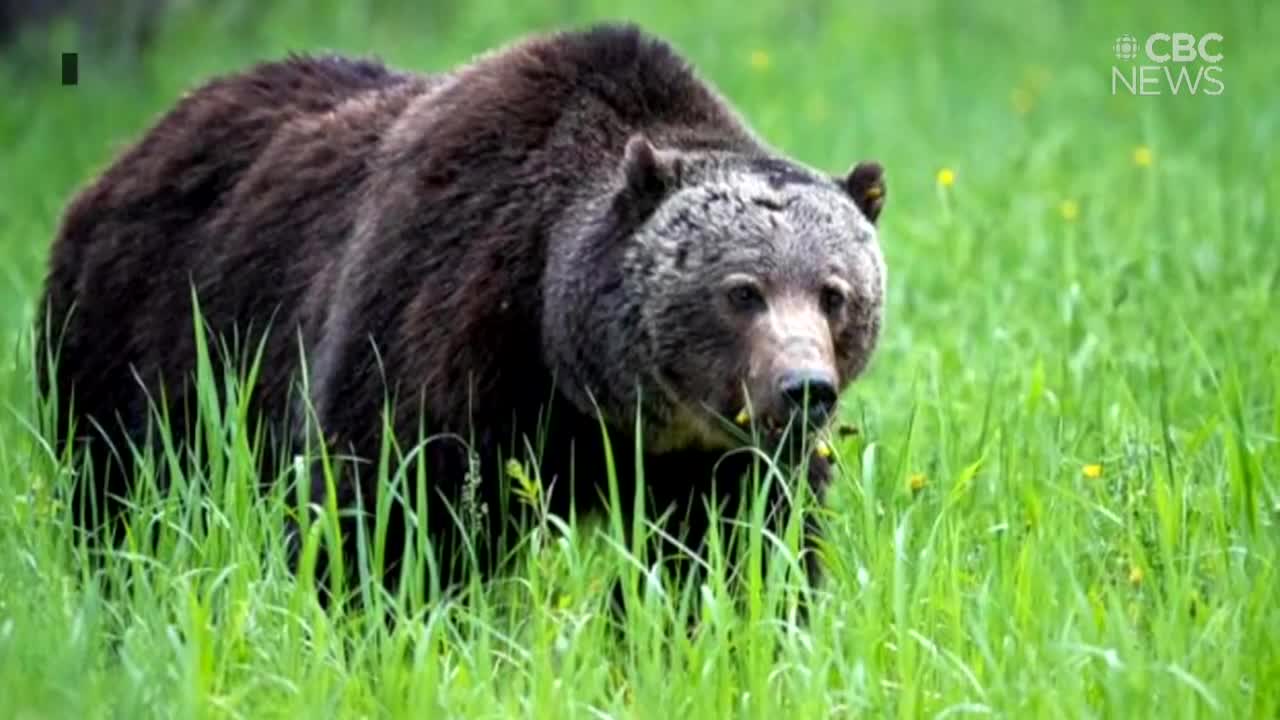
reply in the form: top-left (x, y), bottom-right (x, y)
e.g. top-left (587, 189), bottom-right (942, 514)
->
top-left (2, 0), bottom-right (1275, 333)
top-left (0, 1), bottom-right (1277, 718)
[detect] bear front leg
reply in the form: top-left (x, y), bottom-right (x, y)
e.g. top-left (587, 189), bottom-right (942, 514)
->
top-left (609, 450), bottom-right (830, 625)
top-left (287, 428), bottom-right (520, 608)
top-left (750, 453), bottom-right (834, 625)
top-left (695, 452), bottom-right (832, 619)
top-left (607, 483), bottom-right (719, 627)
top-left (795, 454), bottom-right (832, 592)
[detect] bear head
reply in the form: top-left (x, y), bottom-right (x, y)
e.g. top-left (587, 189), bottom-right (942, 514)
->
top-left (543, 134), bottom-right (888, 458)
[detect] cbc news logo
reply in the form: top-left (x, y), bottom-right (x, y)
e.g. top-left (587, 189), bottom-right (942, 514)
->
top-left (1111, 32), bottom-right (1224, 96)
top-left (1113, 34), bottom-right (1140, 61)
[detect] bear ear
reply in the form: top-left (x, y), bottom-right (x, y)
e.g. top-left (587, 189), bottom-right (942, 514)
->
top-left (621, 134), bottom-right (682, 200)
top-left (839, 161), bottom-right (886, 224)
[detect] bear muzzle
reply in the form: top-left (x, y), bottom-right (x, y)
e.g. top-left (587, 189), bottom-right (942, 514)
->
top-left (776, 367), bottom-right (839, 427)
top-left (735, 358), bottom-right (842, 451)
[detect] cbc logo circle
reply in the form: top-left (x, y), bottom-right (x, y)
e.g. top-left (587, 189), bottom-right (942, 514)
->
top-left (1114, 34), bottom-right (1139, 61)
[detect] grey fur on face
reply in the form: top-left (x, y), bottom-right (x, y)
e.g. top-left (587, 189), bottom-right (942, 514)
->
top-left (616, 150), bottom-right (887, 452)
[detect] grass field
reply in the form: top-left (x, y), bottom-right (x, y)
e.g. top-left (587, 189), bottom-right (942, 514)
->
top-left (1, 1), bottom-right (1278, 717)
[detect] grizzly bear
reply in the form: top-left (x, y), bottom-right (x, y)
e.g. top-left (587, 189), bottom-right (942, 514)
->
top-left (38, 23), bottom-right (888, 607)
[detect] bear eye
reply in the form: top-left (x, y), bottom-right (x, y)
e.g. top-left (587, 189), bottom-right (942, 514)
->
top-left (820, 285), bottom-right (847, 315)
top-left (726, 283), bottom-right (766, 313)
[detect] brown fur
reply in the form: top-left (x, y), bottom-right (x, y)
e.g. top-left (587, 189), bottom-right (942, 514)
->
top-left (38, 24), bottom-right (888, 608)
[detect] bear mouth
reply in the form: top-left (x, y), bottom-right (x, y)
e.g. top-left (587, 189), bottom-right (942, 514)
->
top-left (711, 402), bottom-right (832, 459)
top-left (645, 371), bottom-right (830, 457)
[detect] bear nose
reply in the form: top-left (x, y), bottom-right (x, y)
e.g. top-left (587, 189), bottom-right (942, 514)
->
top-left (778, 369), bottom-right (838, 425)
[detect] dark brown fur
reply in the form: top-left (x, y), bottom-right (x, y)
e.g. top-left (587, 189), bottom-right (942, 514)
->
top-left (39, 52), bottom-right (426, 528)
top-left (39, 24), bottom-right (885, 608)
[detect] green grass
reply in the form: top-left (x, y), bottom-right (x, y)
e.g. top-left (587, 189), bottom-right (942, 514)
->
top-left (2, 0), bottom-right (1279, 717)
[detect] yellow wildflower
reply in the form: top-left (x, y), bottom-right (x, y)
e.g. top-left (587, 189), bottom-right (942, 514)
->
top-left (815, 440), bottom-right (833, 459)
top-left (908, 473), bottom-right (926, 492)
top-left (749, 50), bottom-right (771, 71)
top-left (1082, 463), bottom-right (1102, 479)
top-left (1132, 145), bottom-right (1153, 167)
top-left (936, 168), bottom-right (955, 187)
top-left (1128, 565), bottom-right (1144, 585)
top-left (1059, 199), bottom-right (1080, 222)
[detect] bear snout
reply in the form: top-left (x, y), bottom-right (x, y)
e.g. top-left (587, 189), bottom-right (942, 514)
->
top-left (776, 367), bottom-right (838, 427)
